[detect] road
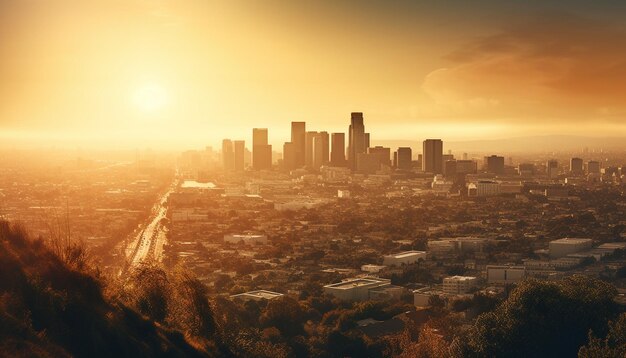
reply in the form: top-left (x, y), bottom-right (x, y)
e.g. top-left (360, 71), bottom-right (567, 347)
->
top-left (120, 180), bottom-right (177, 276)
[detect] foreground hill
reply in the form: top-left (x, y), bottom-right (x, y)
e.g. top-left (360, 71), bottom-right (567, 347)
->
top-left (0, 221), bottom-right (215, 357)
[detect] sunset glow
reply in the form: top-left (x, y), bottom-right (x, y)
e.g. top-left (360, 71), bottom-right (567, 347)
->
top-left (0, 0), bottom-right (625, 150)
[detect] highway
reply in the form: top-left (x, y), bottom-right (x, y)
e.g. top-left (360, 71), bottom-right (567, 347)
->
top-left (120, 180), bottom-right (177, 276)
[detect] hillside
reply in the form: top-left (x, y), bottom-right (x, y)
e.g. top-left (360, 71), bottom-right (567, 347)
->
top-left (0, 220), bottom-right (216, 358)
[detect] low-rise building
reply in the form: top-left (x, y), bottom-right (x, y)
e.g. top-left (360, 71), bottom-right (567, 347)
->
top-left (413, 287), bottom-right (445, 308)
top-left (382, 250), bottom-right (427, 266)
top-left (443, 276), bottom-right (478, 294)
top-left (486, 265), bottom-right (526, 285)
top-left (549, 238), bottom-right (593, 258)
top-left (230, 290), bottom-right (284, 302)
top-left (224, 234), bottom-right (268, 245)
top-left (324, 277), bottom-right (393, 301)
top-left (361, 264), bottom-right (386, 273)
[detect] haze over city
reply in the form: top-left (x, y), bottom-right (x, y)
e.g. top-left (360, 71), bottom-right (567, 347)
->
top-left (1, 1), bottom-right (626, 358)
top-left (2, 0), bottom-right (626, 150)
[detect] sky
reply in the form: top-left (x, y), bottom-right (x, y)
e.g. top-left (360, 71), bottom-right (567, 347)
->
top-left (1, 0), bottom-right (626, 150)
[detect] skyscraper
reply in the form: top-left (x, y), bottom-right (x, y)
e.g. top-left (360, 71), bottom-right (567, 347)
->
top-left (348, 112), bottom-right (366, 170)
top-left (305, 131), bottom-right (318, 167)
top-left (319, 131), bottom-right (329, 166)
top-left (396, 147), bottom-right (412, 170)
top-left (547, 159), bottom-right (559, 178)
top-left (484, 155), bottom-right (505, 175)
top-left (313, 135), bottom-right (325, 169)
top-left (252, 128), bottom-right (272, 170)
top-left (368, 146), bottom-right (391, 167)
top-left (222, 139), bottom-right (234, 170)
top-left (283, 142), bottom-right (297, 170)
top-left (233, 140), bottom-right (245, 171)
top-left (291, 122), bottom-right (306, 167)
top-left (330, 133), bottom-right (346, 167)
top-left (587, 160), bottom-right (601, 174)
top-left (422, 139), bottom-right (443, 174)
top-left (570, 157), bottom-right (583, 175)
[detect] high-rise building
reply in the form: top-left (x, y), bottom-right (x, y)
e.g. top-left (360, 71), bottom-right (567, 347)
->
top-left (291, 122), bottom-right (306, 167)
top-left (222, 139), bottom-right (234, 170)
top-left (368, 146), bottom-right (391, 167)
top-left (252, 128), bottom-right (272, 170)
top-left (518, 163), bottom-right (535, 176)
top-left (319, 131), bottom-right (329, 166)
top-left (305, 131), bottom-right (318, 167)
top-left (457, 160), bottom-right (478, 175)
top-left (570, 157), bottom-right (583, 175)
top-left (422, 139), bottom-right (443, 174)
top-left (233, 140), bottom-right (245, 171)
top-left (396, 147), bottom-right (412, 170)
top-left (484, 155), bottom-right (505, 175)
top-left (444, 160), bottom-right (457, 177)
top-left (312, 135), bottom-right (325, 169)
top-left (283, 142), bottom-right (297, 170)
top-left (587, 160), bottom-right (601, 174)
top-left (546, 159), bottom-right (559, 178)
top-left (330, 133), bottom-right (346, 167)
top-left (348, 112), bottom-right (366, 170)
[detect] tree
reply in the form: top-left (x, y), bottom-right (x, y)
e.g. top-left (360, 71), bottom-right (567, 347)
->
top-left (579, 313), bottom-right (626, 358)
top-left (259, 297), bottom-right (305, 336)
top-left (461, 276), bottom-right (619, 357)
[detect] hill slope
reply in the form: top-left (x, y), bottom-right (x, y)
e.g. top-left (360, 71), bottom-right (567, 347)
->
top-left (0, 221), bottom-right (213, 358)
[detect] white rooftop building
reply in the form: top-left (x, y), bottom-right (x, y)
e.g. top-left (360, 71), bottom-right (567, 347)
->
top-left (549, 238), bottom-right (593, 258)
top-left (224, 234), bottom-right (268, 245)
top-left (324, 277), bottom-right (396, 301)
top-left (230, 290), bottom-right (284, 302)
top-left (382, 250), bottom-right (426, 267)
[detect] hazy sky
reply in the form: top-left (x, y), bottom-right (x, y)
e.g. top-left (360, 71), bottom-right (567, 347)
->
top-left (1, 0), bottom-right (626, 149)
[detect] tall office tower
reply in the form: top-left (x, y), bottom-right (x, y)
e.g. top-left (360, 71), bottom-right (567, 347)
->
top-left (222, 139), bottom-right (234, 170)
top-left (348, 112), bottom-right (366, 170)
top-left (396, 147), bottom-right (412, 170)
top-left (587, 160), bottom-right (601, 174)
top-left (304, 131), bottom-right (318, 167)
top-left (444, 160), bottom-right (457, 177)
top-left (283, 142), bottom-right (297, 170)
top-left (457, 160), bottom-right (478, 175)
top-left (312, 135), bottom-right (326, 169)
top-left (252, 128), bottom-right (272, 170)
top-left (291, 122), bottom-right (306, 167)
top-left (364, 133), bottom-right (370, 149)
top-left (422, 139), bottom-right (443, 174)
top-left (320, 131), bottom-right (329, 165)
top-left (570, 157), bottom-right (584, 175)
top-left (368, 146), bottom-right (391, 167)
top-left (546, 159), bottom-right (559, 178)
top-left (518, 163), bottom-right (536, 176)
top-left (233, 140), bottom-right (245, 171)
top-left (484, 155), bottom-right (505, 174)
top-left (330, 133), bottom-right (346, 166)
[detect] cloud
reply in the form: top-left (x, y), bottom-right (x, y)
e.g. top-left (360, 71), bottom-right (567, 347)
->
top-left (421, 12), bottom-right (626, 122)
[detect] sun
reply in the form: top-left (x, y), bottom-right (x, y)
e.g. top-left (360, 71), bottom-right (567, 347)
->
top-left (132, 84), bottom-right (169, 113)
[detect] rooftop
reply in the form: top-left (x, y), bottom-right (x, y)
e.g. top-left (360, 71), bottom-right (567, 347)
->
top-left (324, 278), bottom-right (388, 290)
top-left (445, 276), bottom-right (477, 281)
top-left (550, 238), bottom-right (592, 244)
top-left (385, 250), bottom-right (426, 259)
top-left (231, 290), bottom-right (283, 300)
